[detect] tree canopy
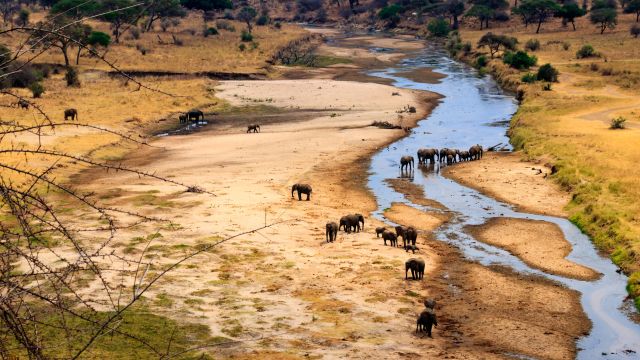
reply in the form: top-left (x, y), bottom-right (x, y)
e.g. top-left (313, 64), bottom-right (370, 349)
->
top-left (513, 0), bottom-right (561, 33)
top-left (477, 32), bottom-right (518, 57)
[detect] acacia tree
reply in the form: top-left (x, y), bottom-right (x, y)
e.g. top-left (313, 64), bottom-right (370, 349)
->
top-left (514, 0), bottom-right (561, 33)
top-left (466, 5), bottom-right (493, 29)
top-left (590, 0), bottom-right (618, 34)
top-left (144, 0), bottom-right (186, 31)
top-left (477, 31), bottom-right (518, 57)
top-left (624, 0), bottom-right (640, 22)
top-left (181, 0), bottom-right (232, 24)
top-left (237, 6), bottom-right (257, 33)
top-left (556, 1), bottom-right (586, 30)
top-left (428, 0), bottom-right (465, 29)
top-left (102, 0), bottom-right (142, 43)
top-left (30, 17), bottom-right (93, 66)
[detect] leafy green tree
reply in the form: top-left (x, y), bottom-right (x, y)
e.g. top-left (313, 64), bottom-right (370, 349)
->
top-left (181, 0), bottom-right (232, 12)
top-left (503, 50), bottom-right (537, 69)
top-left (477, 32), bottom-right (518, 57)
top-left (50, 0), bottom-right (101, 18)
top-left (556, 1), bottom-right (586, 30)
top-left (144, 0), bottom-right (186, 31)
top-left (427, 0), bottom-right (465, 29)
top-left (18, 8), bottom-right (29, 26)
top-left (101, 0), bottom-right (141, 43)
top-left (30, 16), bottom-right (92, 66)
top-left (466, 5), bottom-right (493, 29)
top-left (428, 18), bottom-right (451, 37)
top-left (237, 6), bottom-right (257, 33)
top-left (590, 0), bottom-right (618, 34)
top-left (88, 31), bottom-right (111, 47)
top-left (624, 0), bottom-right (640, 22)
top-left (513, 0), bottom-right (561, 33)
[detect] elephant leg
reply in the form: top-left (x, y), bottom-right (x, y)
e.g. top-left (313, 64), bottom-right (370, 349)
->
top-left (306, 193), bottom-right (310, 201)
top-left (298, 192), bottom-right (302, 201)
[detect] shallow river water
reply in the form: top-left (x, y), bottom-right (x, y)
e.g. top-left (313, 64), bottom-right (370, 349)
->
top-left (367, 45), bottom-right (640, 358)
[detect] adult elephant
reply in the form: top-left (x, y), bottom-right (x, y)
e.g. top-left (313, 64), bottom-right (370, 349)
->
top-left (403, 227), bottom-right (418, 250)
top-left (381, 230), bottom-right (397, 247)
top-left (354, 213), bottom-right (365, 230)
top-left (400, 155), bottom-right (414, 171)
top-left (326, 222), bottom-right (338, 242)
top-left (417, 148), bottom-right (438, 165)
top-left (405, 258), bottom-right (425, 280)
top-left (458, 150), bottom-right (470, 162)
top-left (64, 108), bottom-right (78, 121)
top-left (395, 225), bottom-right (407, 244)
top-left (439, 148), bottom-right (449, 163)
top-left (375, 226), bottom-right (386, 238)
top-left (339, 214), bottom-right (360, 233)
top-left (187, 109), bottom-right (204, 122)
top-left (469, 144), bottom-right (483, 160)
top-left (291, 183), bottom-right (312, 201)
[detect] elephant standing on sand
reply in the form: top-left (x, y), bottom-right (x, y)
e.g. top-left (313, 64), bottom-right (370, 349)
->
top-left (416, 309), bottom-right (438, 337)
top-left (382, 230), bottom-right (398, 247)
top-left (291, 183), bottom-right (312, 201)
top-left (247, 124), bottom-right (260, 133)
top-left (402, 227), bottom-right (418, 250)
top-left (405, 258), bottom-right (425, 280)
top-left (400, 156), bottom-right (414, 171)
top-left (64, 108), bottom-right (78, 121)
top-left (395, 225), bottom-right (407, 243)
top-left (354, 213), bottom-right (365, 230)
top-left (417, 148), bottom-right (438, 165)
top-left (187, 109), bottom-right (204, 122)
top-left (339, 214), bottom-right (361, 233)
top-left (375, 227), bottom-right (386, 238)
top-left (469, 144), bottom-right (483, 160)
top-left (326, 222), bottom-right (338, 242)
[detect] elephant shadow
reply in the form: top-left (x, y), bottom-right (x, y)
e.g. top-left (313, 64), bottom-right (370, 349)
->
top-left (400, 168), bottom-right (414, 180)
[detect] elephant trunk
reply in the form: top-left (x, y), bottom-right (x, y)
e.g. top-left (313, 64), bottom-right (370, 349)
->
top-left (291, 185), bottom-right (296, 198)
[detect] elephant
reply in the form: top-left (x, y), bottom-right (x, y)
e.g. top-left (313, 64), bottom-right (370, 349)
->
top-left (375, 227), bottom-right (386, 238)
top-left (440, 148), bottom-right (458, 163)
top-left (405, 244), bottom-right (419, 253)
top-left (405, 258), bottom-right (425, 280)
top-left (446, 154), bottom-right (454, 165)
top-left (326, 222), bottom-right (338, 242)
top-left (417, 148), bottom-right (438, 165)
top-left (64, 108), bottom-right (78, 121)
top-left (339, 214), bottom-right (360, 233)
top-left (469, 144), bottom-right (483, 160)
top-left (382, 230), bottom-right (397, 247)
top-left (247, 124), bottom-right (260, 133)
top-left (402, 227), bottom-right (418, 250)
top-left (424, 298), bottom-right (436, 310)
top-left (416, 309), bottom-right (438, 337)
top-left (17, 99), bottom-right (29, 109)
top-left (291, 183), bottom-right (312, 201)
top-left (179, 114), bottom-right (188, 124)
top-left (458, 150), bottom-right (470, 162)
top-left (400, 155), bottom-right (414, 171)
top-left (187, 109), bottom-right (204, 122)
top-left (354, 213), bottom-right (365, 230)
top-left (395, 225), bottom-right (407, 241)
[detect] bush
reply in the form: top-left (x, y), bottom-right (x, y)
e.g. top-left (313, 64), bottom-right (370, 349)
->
top-left (238, 43), bottom-right (246, 51)
top-left (521, 73), bottom-right (537, 83)
top-left (216, 20), bottom-right (235, 32)
top-left (462, 42), bottom-right (472, 54)
top-left (610, 116), bottom-right (626, 129)
top-left (476, 55), bottom-right (488, 67)
top-left (503, 51), bottom-right (537, 69)
top-left (87, 31), bottom-right (110, 47)
top-left (130, 27), bottom-right (140, 39)
top-left (204, 27), bottom-right (218, 37)
top-left (29, 82), bottom-right (44, 98)
top-left (576, 44), bottom-right (598, 58)
top-left (256, 14), bottom-right (269, 26)
top-left (240, 31), bottom-right (253, 42)
top-left (427, 18), bottom-right (451, 37)
top-left (632, 24), bottom-right (640, 38)
top-left (537, 63), bottom-right (559, 82)
top-left (274, 22), bottom-right (282, 29)
top-left (378, 4), bottom-right (403, 20)
top-left (223, 9), bottom-right (234, 19)
top-left (65, 67), bottom-right (80, 87)
top-left (562, 42), bottom-right (571, 50)
top-left (525, 39), bottom-right (540, 51)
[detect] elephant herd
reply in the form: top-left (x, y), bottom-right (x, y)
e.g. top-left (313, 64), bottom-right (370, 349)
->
top-left (179, 109), bottom-right (205, 124)
top-left (376, 225), bottom-right (419, 254)
top-left (14, 99), bottom-right (77, 122)
top-left (413, 144), bottom-right (484, 167)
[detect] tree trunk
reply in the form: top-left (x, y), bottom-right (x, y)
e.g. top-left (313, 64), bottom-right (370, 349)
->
top-left (61, 44), bottom-right (70, 67)
top-left (536, 19), bottom-right (543, 33)
top-left (76, 46), bottom-right (81, 65)
top-left (485, 19), bottom-right (489, 29)
top-left (453, 15), bottom-right (459, 30)
top-left (601, 23), bottom-right (606, 34)
top-left (572, 20), bottom-right (576, 30)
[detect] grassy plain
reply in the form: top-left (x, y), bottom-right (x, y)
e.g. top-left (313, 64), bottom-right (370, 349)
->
top-left (459, 12), bottom-right (640, 305)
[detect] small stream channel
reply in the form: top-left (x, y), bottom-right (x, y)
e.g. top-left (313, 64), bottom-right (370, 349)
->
top-left (366, 44), bottom-right (640, 358)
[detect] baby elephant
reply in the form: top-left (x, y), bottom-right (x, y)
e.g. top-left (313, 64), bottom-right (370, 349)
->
top-left (291, 183), bottom-right (312, 201)
top-left (326, 222), bottom-right (338, 242)
top-left (64, 108), bottom-right (78, 121)
top-left (405, 244), bottom-right (419, 253)
top-left (405, 258), bottom-right (425, 280)
top-left (382, 230), bottom-right (397, 247)
top-left (17, 99), bottom-right (29, 109)
top-left (247, 124), bottom-right (260, 133)
top-left (375, 226), bottom-right (386, 238)
top-left (416, 309), bottom-right (438, 337)
top-left (179, 114), bottom-right (188, 124)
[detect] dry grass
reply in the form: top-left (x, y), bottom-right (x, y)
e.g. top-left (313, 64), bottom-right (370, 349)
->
top-left (460, 11), bottom-right (640, 306)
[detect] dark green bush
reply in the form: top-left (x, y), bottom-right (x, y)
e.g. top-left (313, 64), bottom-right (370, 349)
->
top-left (503, 51), bottom-right (537, 69)
top-left (240, 30), bottom-right (253, 42)
top-left (256, 14), bottom-right (269, 26)
top-left (204, 27), bottom-right (218, 37)
top-left (239, 43), bottom-right (246, 51)
top-left (88, 31), bottom-right (110, 47)
top-left (521, 73), bottom-right (537, 83)
top-left (576, 44), bottom-right (598, 58)
top-left (537, 63), bottom-right (559, 82)
top-left (378, 4), bottom-right (403, 20)
top-left (29, 82), bottom-right (44, 98)
top-left (427, 18), bottom-right (451, 37)
top-left (476, 55), bottom-right (488, 67)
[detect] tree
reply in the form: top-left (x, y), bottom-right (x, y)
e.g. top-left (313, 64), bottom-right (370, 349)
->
top-left (18, 8), bottom-right (29, 26)
top-left (427, 0), bottom-right (465, 29)
top-left (88, 31), bottom-right (111, 47)
top-left (590, 0), bottom-right (618, 34)
top-left (237, 6), bottom-right (257, 33)
top-left (50, 0), bottom-right (101, 18)
top-left (513, 0), bottom-right (561, 33)
top-left (0, 0), bottom-right (19, 24)
top-left (180, 0), bottom-right (232, 12)
top-left (101, 0), bottom-right (141, 43)
top-left (624, 0), bottom-right (640, 22)
top-left (466, 5), bottom-right (493, 29)
top-left (427, 18), bottom-right (451, 37)
top-left (30, 17), bottom-right (92, 66)
top-left (144, 0), bottom-right (187, 31)
top-left (477, 32), bottom-right (518, 57)
top-left (556, 1), bottom-right (586, 30)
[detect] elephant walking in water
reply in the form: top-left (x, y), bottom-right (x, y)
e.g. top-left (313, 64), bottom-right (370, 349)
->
top-left (326, 222), bottom-right (338, 242)
top-left (187, 109), bottom-right (204, 122)
top-left (400, 155), bottom-right (414, 171)
top-left (440, 148), bottom-right (458, 163)
top-left (64, 108), bottom-right (78, 121)
top-left (247, 124), bottom-right (260, 133)
top-left (291, 183), bottom-right (312, 201)
top-left (417, 148), bottom-right (438, 165)
top-left (405, 258), bottom-right (425, 280)
top-left (469, 144), bottom-right (483, 160)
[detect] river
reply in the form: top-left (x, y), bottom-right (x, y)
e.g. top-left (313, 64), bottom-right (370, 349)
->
top-left (366, 44), bottom-right (640, 359)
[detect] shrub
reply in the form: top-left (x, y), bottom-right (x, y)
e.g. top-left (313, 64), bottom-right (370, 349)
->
top-left (562, 42), bottom-right (571, 50)
top-left (525, 38), bottom-right (541, 51)
top-left (240, 31), bottom-right (253, 42)
top-left (476, 55), bottom-right (488, 67)
top-left (632, 24), bottom-right (640, 38)
top-left (65, 67), bottom-right (80, 87)
top-left (378, 4), bottom-right (403, 20)
top-left (600, 67), bottom-right (614, 76)
top-left (204, 27), bottom-right (218, 37)
top-left (521, 72), bottom-right (537, 83)
top-left (29, 82), bottom-right (44, 98)
top-left (274, 22), bottom-right (282, 29)
top-left (239, 43), bottom-right (246, 51)
top-left (576, 44), bottom-right (598, 58)
top-left (130, 27), bottom-right (140, 39)
top-left (503, 51), bottom-right (537, 69)
top-left (216, 20), bottom-right (235, 32)
top-left (537, 63), bottom-right (559, 82)
top-left (87, 31), bottom-right (110, 47)
top-left (223, 9), bottom-right (234, 19)
top-left (427, 18), bottom-right (451, 37)
top-left (462, 42), bottom-right (472, 54)
top-left (256, 14), bottom-right (270, 26)
top-left (610, 116), bottom-right (626, 129)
